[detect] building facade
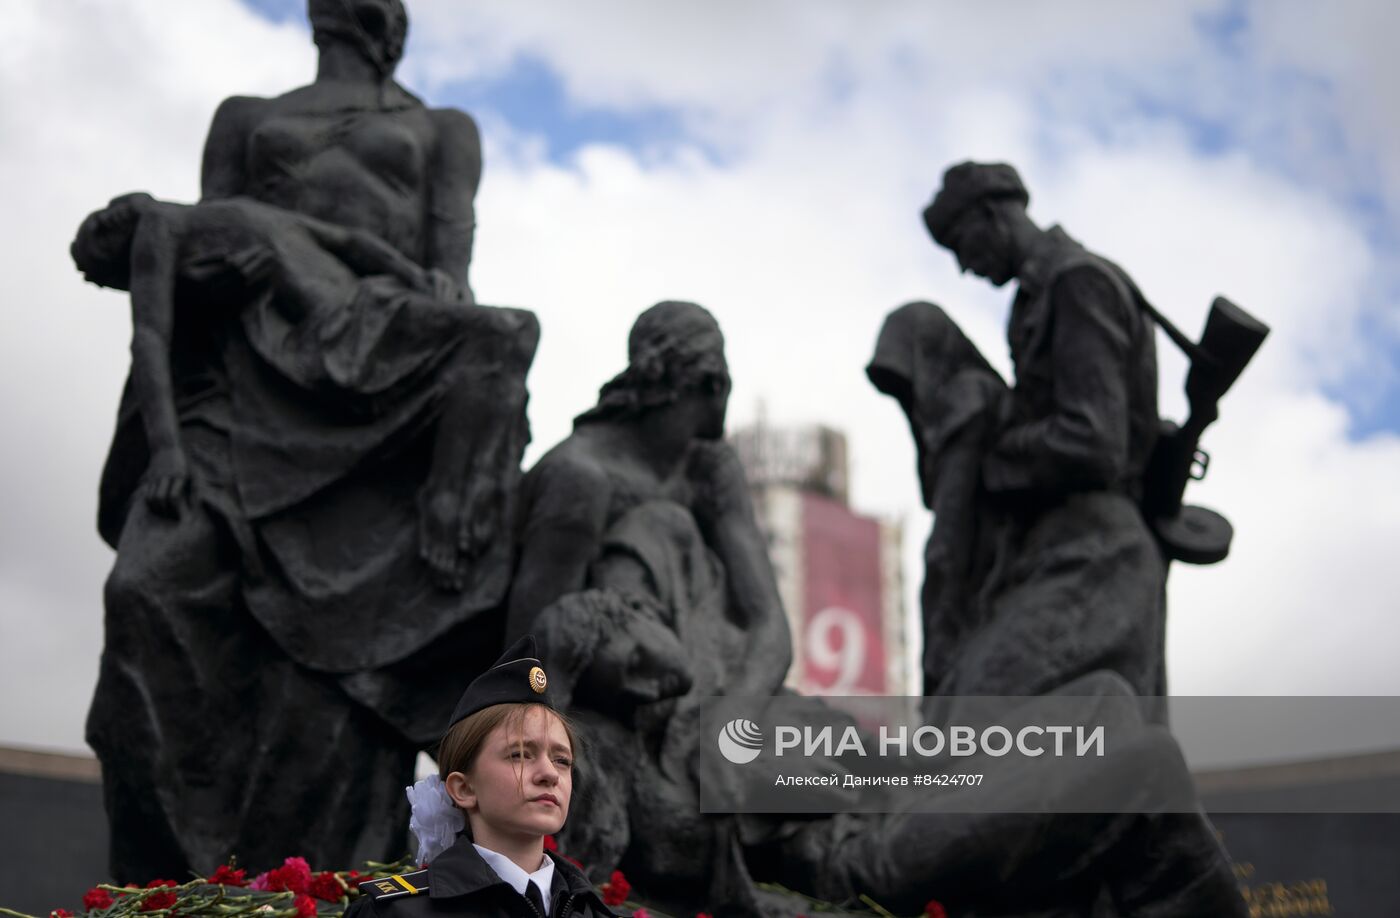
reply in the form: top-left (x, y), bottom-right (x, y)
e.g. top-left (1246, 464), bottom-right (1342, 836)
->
top-left (730, 421), bottom-right (912, 696)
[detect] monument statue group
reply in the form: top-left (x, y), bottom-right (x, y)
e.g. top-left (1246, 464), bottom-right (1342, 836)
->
top-left (72, 2), bottom-right (1268, 915)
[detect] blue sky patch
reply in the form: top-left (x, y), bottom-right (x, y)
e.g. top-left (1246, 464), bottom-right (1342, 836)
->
top-left (239, 0), bottom-right (711, 165)
top-left (1342, 389), bottom-right (1400, 440)
top-left (1327, 299), bottom-right (1400, 440)
top-left (432, 55), bottom-right (710, 166)
top-left (242, 0), bottom-right (303, 24)
top-left (1194, 0), bottom-right (1250, 56)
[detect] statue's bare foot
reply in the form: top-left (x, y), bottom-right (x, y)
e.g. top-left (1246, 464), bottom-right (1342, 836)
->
top-left (456, 473), bottom-right (502, 563)
top-left (418, 487), bottom-right (464, 591)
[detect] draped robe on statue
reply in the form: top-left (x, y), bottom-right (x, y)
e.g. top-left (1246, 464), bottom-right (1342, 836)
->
top-left (89, 200), bottom-right (534, 879)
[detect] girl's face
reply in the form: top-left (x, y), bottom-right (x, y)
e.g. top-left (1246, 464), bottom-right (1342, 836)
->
top-left (451, 707), bottom-right (573, 844)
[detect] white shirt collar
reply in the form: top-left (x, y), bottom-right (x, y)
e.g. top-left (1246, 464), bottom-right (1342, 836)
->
top-left (472, 843), bottom-right (555, 914)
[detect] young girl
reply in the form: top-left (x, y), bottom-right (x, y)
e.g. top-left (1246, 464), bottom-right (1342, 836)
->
top-left (346, 637), bottom-right (616, 918)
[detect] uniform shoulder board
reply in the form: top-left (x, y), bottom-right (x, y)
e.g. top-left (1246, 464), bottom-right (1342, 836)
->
top-left (359, 869), bottom-right (429, 901)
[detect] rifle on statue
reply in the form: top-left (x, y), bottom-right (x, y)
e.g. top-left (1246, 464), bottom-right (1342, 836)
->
top-left (1140, 296), bottom-right (1270, 565)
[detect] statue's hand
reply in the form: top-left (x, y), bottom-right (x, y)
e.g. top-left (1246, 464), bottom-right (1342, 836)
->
top-left (686, 440), bottom-right (750, 524)
top-left (227, 244), bottom-right (276, 287)
top-left (183, 244), bottom-right (275, 292)
top-left (426, 268), bottom-right (472, 305)
top-left (141, 450), bottom-right (191, 518)
top-left (978, 374), bottom-right (1012, 428)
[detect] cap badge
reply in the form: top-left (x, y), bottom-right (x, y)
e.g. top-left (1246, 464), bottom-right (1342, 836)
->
top-left (529, 666), bottom-right (548, 694)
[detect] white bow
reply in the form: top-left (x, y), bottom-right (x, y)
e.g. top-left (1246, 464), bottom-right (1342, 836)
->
top-left (406, 773), bottom-right (466, 864)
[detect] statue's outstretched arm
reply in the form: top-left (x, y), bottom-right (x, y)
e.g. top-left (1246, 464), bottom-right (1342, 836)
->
top-left (302, 218), bottom-right (431, 291)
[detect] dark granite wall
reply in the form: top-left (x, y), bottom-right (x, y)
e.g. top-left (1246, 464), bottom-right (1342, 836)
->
top-left (1211, 813), bottom-right (1400, 916)
top-left (4, 767), bottom-right (1399, 914)
top-left (0, 771), bottom-right (107, 915)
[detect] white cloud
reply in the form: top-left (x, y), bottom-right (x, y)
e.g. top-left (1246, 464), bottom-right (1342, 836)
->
top-left (1245, 0), bottom-right (1400, 210)
top-left (402, 1), bottom-right (1218, 120)
top-left (2, 0), bottom-right (1398, 758)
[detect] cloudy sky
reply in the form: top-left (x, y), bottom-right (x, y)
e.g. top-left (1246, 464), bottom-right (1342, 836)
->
top-left (3, 0), bottom-right (1398, 759)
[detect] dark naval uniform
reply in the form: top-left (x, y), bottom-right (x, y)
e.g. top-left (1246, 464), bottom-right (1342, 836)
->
top-left (345, 841), bottom-right (615, 918)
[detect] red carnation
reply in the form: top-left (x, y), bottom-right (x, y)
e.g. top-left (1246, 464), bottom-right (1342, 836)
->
top-left (309, 871), bottom-right (345, 903)
top-left (543, 835), bottom-right (558, 852)
top-left (631, 910), bottom-right (650, 918)
top-left (138, 880), bottom-right (177, 912)
top-left (294, 894), bottom-right (318, 918)
top-left (600, 870), bottom-right (631, 907)
top-left (83, 888), bottom-right (114, 911)
top-left (924, 900), bottom-right (948, 918)
top-left (696, 913), bottom-right (714, 918)
top-left (265, 857), bottom-right (313, 894)
top-left (50, 909), bottom-right (73, 917)
top-left (207, 865), bottom-right (247, 887)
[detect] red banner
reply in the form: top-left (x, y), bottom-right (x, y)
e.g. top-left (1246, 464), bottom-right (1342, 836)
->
top-left (800, 493), bottom-right (886, 694)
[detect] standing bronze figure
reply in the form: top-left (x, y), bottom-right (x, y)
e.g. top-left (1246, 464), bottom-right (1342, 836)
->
top-left (79, 0), bottom-right (537, 881)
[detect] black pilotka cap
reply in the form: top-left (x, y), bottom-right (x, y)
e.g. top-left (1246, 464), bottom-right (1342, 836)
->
top-left (923, 161), bottom-right (1029, 248)
top-left (446, 635), bottom-right (555, 730)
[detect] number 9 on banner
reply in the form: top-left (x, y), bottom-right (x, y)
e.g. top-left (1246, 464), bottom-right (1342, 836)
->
top-left (805, 606), bottom-right (866, 692)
